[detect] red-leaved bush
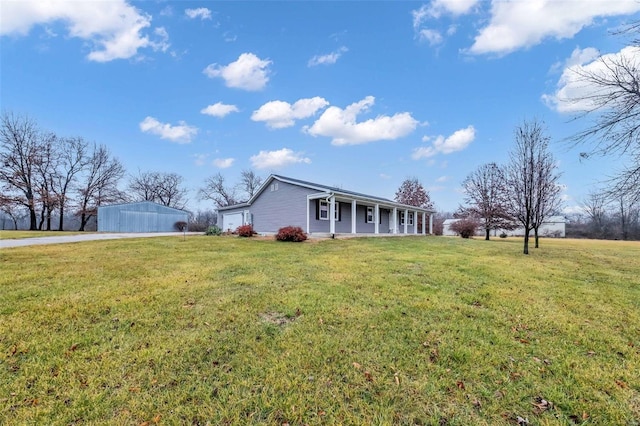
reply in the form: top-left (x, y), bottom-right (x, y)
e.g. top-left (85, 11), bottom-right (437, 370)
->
top-left (236, 224), bottom-right (255, 237)
top-left (275, 226), bottom-right (307, 242)
top-left (449, 217), bottom-right (480, 239)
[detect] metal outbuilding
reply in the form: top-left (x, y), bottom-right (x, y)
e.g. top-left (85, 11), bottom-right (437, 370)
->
top-left (98, 201), bottom-right (189, 233)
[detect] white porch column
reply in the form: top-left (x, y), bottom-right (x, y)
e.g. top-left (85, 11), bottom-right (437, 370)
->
top-left (392, 207), bottom-right (398, 234)
top-left (306, 196), bottom-right (310, 234)
top-left (374, 204), bottom-right (379, 234)
top-left (403, 209), bottom-right (408, 234)
top-left (329, 196), bottom-right (336, 234)
top-left (422, 212), bottom-right (426, 235)
top-left (351, 200), bottom-right (357, 234)
top-left (429, 213), bottom-right (433, 235)
top-left (414, 211), bottom-right (418, 234)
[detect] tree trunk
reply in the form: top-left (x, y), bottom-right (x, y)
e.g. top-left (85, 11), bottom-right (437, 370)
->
top-left (485, 228), bottom-right (490, 241)
top-left (534, 228), bottom-right (539, 248)
top-left (79, 212), bottom-right (87, 231)
top-left (523, 232), bottom-right (530, 255)
top-left (58, 208), bottom-right (65, 231)
top-left (46, 207), bottom-right (52, 231)
top-left (28, 207), bottom-right (37, 230)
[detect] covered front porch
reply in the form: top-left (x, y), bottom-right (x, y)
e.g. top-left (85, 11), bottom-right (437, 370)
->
top-left (305, 192), bottom-right (433, 236)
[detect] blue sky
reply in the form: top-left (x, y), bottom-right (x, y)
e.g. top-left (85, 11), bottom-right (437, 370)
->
top-left (2, 0), bottom-right (639, 213)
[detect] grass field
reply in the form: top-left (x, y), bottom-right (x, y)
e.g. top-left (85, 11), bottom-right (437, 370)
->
top-left (1, 236), bottom-right (639, 425)
top-left (0, 230), bottom-right (90, 239)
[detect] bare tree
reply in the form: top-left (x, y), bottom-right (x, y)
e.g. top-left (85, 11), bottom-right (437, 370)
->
top-left (506, 119), bottom-right (562, 254)
top-left (0, 195), bottom-right (25, 230)
top-left (565, 23), bottom-right (640, 205)
top-left (461, 163), bottom-right (514, 240)
top-left (613, 194), bottom-right (639, 240)
top-left (199, 173), bottom-right (239, 208)
top-left (76, 144), bottom-right (126, 231)
top-left (128, 171), bottom-right (188, 209)
top-left (238, 169), bottom-right (263, 200)
top-left (0, 112), bottom-right (44, 230)
top-left (582, 190), bottom-right (611, 238)
top-left (53, 137), bottom-right (88, 230)
top-left (33, 133), bottom-right (58, 230)
top-left (394, 177), bottom-right (433, 209)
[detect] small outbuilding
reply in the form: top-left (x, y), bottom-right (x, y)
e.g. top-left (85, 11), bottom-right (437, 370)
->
top-left (98, 201), bottom-right (189, 233)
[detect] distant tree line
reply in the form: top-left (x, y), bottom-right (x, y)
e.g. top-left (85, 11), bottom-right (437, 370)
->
top-left (566, 191), bottom-right (640, 240)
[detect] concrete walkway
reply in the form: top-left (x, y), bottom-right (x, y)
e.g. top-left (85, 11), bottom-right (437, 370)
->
top-left (0, 232), bottom-right (201, 248)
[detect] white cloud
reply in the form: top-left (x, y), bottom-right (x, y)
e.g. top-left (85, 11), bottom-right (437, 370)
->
top-left (543, 46), bottom-right (640, 113)
top-left (250, 148), bottom-right (311, 170)
top-left (436, 175), bottom-right (450, 182)
top-left (213, 158), bottom-right (235, 169)
top-left (418, 29), bottom-right (443, 46)
top-left (139, 116), bottom-right (197, 144)
top-left (304, 96), bottom-right (418, 146)
top-left (193, 153), bottom-right (209, 166)
top-left (413, 0), bottom-right (477, 27)
top-left (308, 46), bottom-right (348, 66)
top-left (185, 8), bottom-right (212, 20)
top-left (203, 53), bottom-right (271, 91)
top-left (150, 27), bottom-right (170, 53)
top-left (0, 0), bottom-right (160, 62)
top-left (469, 0), bottom-right (640, 56)
top-left (412, 125), bottom-right (475, 159)
top-left (251, 97), bottom-right (329, 129)
top-left (412, 1), bottom-right (477, 46)
top-left (200, 102), bottom-right (240, 118)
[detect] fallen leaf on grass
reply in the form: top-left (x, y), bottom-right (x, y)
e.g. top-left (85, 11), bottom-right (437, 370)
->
top-left (615, 379), bottom-right (628, 388)
top-left (586, 351), bottom-right (596, 356)
top-left (456, 381), bottom-right (465, 390)
top-left (532, 397), bottom-right (553, 413)
top-left (153, 414), bottom-right (162, 423)
top-left (353, 362), bottom-right (361, 370)
top-left (364, 371), bottom-right (373, 382)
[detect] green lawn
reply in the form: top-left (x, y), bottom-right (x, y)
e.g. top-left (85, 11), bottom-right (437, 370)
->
top-left (0, 230), bottom-right (90, 239)
top-left (1, 236), bottom-right (639, 425)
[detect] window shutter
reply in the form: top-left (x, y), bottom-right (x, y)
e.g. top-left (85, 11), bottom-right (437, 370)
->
top-left (379, 209), bottom-right (382, 224)
top-left (364, 207), bottom-right (368, 222)
top-left (315, 199), bottom-right (320, 220)
top-left (338, 202), bottom-right (342, 221)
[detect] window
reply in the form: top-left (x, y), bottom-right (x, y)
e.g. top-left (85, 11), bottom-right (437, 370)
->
top-left (400, 211), bottom-right (405, 225)
top-left (366, 206), bottom-right (374, 223)
top-left (270, 182), bottom-right (279, 191)
top-left (409, 212), bottom-right (414, 225)
top-left (319, 200), bottom-right (329, 220)
top-left (318, 200), bottom-right (339, 221)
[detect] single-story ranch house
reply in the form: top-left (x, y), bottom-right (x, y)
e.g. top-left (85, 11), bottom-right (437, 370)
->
top-left (218, 175), bottom-right (435, 237)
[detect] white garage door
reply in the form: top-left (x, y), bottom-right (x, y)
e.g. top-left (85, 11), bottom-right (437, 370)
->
top-left (222, 212), bottom-right (243, 232)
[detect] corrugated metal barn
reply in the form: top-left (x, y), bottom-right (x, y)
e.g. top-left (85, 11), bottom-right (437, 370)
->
top-left (98, 201), bottom-right (189, 233)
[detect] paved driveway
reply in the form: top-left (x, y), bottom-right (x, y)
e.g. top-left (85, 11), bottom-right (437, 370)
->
top-left (1, 232), bottom-right (200, 248)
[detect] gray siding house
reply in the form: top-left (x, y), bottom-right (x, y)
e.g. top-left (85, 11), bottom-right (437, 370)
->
top-left (98, 201), bottom-right (188, 232)
top-left (218, 175), bottom-right (434, 237)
